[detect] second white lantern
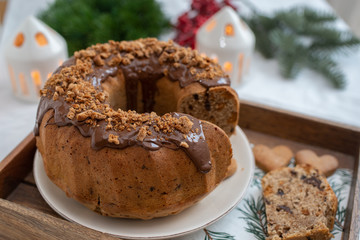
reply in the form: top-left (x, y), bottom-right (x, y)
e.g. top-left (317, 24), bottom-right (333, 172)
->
top-left (196, 6), bottom-right (255, 87)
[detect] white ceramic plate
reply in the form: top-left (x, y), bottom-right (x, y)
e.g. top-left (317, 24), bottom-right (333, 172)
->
top-left (33, 126), bottom-right (254, 239)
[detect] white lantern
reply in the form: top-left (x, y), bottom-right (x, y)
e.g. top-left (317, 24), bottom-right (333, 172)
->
top-left (196, 6), bottom-right (255, 87)
top-left (5, 16), bottom-right (68, 102)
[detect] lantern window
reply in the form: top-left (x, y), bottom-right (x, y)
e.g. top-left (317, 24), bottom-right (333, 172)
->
top-left (14, 33), bottom-right (25, 47)
top-left (238, 53), bottom-right (244, 78)
top-left (19, 73), bottom-right (29, 95)
top-left (8, 65), bottom-right (17, 93)
top-left (223, 61), bottom-right (233, 73)
top-left (224, 24), bottom-right (234, 36)
top-left (31, 70), bottom-right (42, 96)
top-left (31, 70), bottom-right (42, 86)
top-left (206, 20), bottom-right (216, 32)
top-left (35, 32), bottom-right (48, 46)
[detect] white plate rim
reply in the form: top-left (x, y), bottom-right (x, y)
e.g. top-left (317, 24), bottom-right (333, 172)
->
top-left (33, 126), bottom-right (254, 239)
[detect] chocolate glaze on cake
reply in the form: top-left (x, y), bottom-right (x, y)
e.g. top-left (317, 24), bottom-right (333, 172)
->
top-left (34, 38), bottom-right (231, 173)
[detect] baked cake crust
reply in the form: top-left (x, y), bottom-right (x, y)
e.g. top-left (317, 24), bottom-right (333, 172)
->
top-left (35, 38), bottom-right (239, 219)
top-left (37, 110), bottom-right (232, 219)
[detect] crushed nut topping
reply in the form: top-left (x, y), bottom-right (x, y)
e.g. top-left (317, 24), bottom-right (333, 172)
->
top-left (137, 126), bottom-right (148, 141)
top-left (108, 134), bottom-right (120, 145)
top-left (180, 142), bottom-right (189, 148)
top-left (41, 38), bottom-right (222, 145)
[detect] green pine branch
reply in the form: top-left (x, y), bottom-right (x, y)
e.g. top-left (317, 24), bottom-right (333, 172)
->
top-left (302, 7), bottom-right (337, 22)
top-left (203, 229), bottom-right (235, 240)
top-left (238, 196), bottom-right (268, 240)
top-left (241, 5), bottom-right (360, 89)
top-left (269, 29), bottom-right (308, 79)
top-left (274, 9), bottom-right (307, 33)
top-left (310, 32), bottom-right (360, 55)
top-left (307, 54), bottom-right (346, 88)
top-left (331, 187), bottom-right (347, 234)
top-left (244, 15), bottom-right (279, 58)
top-left (329, 169), bottom-right (352, 234)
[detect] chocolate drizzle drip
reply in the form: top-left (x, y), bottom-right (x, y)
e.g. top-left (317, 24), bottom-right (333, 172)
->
top-left (35, 96), bottom-right (211, 173)
top-left (34, 39), bottom-right (229, 173)
top-left (121, 55), bottom-right (163, 112)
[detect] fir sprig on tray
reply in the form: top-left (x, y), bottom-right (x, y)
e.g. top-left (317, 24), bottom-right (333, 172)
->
top-left (38, 0), bottom-right (170, 55)
top-left (242, 6), bottom-right (360, 88)
top-left (238, 196), bottom-right (268, 240)
top-left (203, 229), bottom-right (235, 240)
top-left (329, 169), bottom-right (352, 234)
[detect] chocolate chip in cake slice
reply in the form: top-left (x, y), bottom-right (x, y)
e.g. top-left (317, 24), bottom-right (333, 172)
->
top-left (276, 205), bottom-right (293, 214)
top-left (277, 188), bottom-right (285, 196)
top-left (302, 175), bottom-right (323, 191)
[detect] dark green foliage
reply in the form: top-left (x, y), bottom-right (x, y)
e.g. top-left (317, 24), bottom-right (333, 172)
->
top-left (203, 229), bottom-right (235, 240)
top-left (38, 0), bottom-right (170, 55)
top-left (243, 6), bottom-right (360, 89)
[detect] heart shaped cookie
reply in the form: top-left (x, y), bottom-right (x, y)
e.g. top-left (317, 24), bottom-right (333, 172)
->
top-left (295, 150), bottom-right (339, 176)
top-left (253, 144), bottom-right (293, 172)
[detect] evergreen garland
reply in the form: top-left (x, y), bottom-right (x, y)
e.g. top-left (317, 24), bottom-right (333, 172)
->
top-left (242, 6), bottom-right (360, 89)
top-left (38, 0), bottom-right (170, 55)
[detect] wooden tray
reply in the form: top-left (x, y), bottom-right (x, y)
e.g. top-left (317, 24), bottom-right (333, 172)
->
top-left (0, 101), bottom-right (359, 240)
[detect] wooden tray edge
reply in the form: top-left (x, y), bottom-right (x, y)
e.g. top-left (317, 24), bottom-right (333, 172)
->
top-left (239, 100), bottom-right (360, 132)
top-left (0, 133), bottom-right (35, 198)
top-left (239, 101), bottom-right (360, 155)
top-left (0, 198), bottom-right (117, 239)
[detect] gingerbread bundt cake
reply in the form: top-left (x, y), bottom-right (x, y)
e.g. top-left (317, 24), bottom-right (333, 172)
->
top-left (35, 38), bottom-right (240, 219)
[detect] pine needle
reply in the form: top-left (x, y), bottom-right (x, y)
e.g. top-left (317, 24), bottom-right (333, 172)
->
top-left (203, 229), bottom-right (236, 240)
top-left (303, 7), bottom-right (337, 23)
top-left (269, 29), bottom-right (308, 79)
top-left (307, 54), bottom-right (346, 88)
top-left (310, 32), bottom-right (360, 55)
top-left (244, 15), bottom-right (279, 58)
top-left (238, 196), bottom-right (268, 240)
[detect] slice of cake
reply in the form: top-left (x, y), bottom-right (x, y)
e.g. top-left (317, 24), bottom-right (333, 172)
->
top-left (262, 164), bottom-right (337, 240)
